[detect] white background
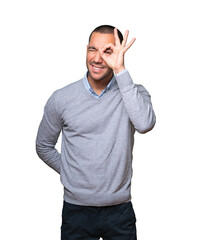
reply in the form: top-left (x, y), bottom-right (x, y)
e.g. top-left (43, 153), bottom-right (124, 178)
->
top-left (0, 0), bottom-right (220, 239)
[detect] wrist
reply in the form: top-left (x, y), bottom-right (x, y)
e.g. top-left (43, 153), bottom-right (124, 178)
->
top-left (113, 66), bottom-right (125, 75)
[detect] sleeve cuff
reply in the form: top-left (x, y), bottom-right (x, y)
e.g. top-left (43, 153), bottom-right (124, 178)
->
top-left (115, 69), bottom-right (128, 77)
top-left (115, 69), bottom-right (134, 91)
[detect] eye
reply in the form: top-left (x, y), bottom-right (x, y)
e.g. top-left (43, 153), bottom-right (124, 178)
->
top-left (88, 47), bottom-right (96, 52)
top-left (104, 50), bottom-right (112, 55)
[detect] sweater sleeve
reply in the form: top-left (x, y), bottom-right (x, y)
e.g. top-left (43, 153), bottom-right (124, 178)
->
top-left (36, 92), bottom-right (62, 173)
top-left (115, 70), bottom-right (156, 134)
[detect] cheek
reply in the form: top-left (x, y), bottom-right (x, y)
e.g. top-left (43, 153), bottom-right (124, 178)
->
top-left (87, 52), bottom-right (95, 61)
top-left (86, 53), bottom-right (91, 64)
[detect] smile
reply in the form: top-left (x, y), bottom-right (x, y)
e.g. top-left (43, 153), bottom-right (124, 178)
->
top-left (91, 64), bottom-right (105, 72)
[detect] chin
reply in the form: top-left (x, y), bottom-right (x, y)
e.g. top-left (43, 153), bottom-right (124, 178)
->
top-left (88, 72), bottom-right (102, 81)
top-left (88, 70), bottom-right (111, 82)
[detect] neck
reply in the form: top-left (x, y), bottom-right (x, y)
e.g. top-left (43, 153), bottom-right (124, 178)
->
top-left (87, 73), bottom-right (113, 94)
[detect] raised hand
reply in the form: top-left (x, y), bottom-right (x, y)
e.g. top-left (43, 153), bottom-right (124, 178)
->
top-left (99, 28), bottom-right (136, 74)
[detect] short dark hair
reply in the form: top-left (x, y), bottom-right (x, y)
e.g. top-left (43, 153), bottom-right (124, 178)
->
top-left (88, 25), bottom-right (123, 44)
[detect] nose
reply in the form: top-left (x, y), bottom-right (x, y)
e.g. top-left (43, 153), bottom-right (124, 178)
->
top-left (94, 51), bottom-right (103, 63)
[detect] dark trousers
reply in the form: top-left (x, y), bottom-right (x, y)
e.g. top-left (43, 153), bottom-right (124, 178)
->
top-left (61, 201), bottom-right (137, 240)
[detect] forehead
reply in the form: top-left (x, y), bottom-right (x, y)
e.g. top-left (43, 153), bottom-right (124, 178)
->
top-left (89, 32), bottom-right (115, 47)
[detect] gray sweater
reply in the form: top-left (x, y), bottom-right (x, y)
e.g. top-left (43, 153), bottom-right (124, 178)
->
top-left (36, 70), bottom-right (156, 206)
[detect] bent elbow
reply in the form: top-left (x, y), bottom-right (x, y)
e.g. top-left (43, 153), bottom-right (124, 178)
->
top-left (36, 141), bottom-right (44, 159)
top-left (137, 114), bottom-right (156, 134)
top-left (35, 139), bottom-right (49, 160)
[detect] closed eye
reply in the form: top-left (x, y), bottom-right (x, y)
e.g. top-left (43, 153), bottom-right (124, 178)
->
top-left (88, 46), bottom-right (97, 52)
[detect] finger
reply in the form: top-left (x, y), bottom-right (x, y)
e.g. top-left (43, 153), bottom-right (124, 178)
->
top-left (122, 30), bottom-right (129, 47)
top-left (100, 43), bottom-right (115, 53)
top-left (114, 28), bottom-right (121, 46)
top-left (124, 37), bottom-right (136, 52)
top-left (98, 43), bottom-right (115, 60)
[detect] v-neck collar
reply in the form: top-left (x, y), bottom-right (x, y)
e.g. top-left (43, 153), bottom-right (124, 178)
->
top-left (83, 72), bottom-right (116, 99)
top-left (81, 74), bottom-right (119, 102)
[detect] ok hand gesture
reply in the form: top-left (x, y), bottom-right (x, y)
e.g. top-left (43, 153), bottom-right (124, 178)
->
top-left (99, 28), bottom-right (136, 74)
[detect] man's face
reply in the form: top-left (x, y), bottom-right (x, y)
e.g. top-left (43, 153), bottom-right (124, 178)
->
top-left (86, 32), bottom-right (115, 82)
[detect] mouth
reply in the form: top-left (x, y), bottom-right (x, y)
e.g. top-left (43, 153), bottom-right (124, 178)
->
top-left (91, 64), bottom-right (105, 73)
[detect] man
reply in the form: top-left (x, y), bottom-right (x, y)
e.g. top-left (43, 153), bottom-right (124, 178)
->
top-left (36, 25), bottom-right (156, 240)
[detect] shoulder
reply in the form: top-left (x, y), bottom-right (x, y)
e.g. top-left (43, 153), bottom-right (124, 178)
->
top-left (53, 79), bottom-right (83, 98)
top-left (48, 78), bottom-right (83, 112)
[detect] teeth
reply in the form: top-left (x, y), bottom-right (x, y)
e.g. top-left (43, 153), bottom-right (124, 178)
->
top-left (93, 66), bottom-right (102, 70)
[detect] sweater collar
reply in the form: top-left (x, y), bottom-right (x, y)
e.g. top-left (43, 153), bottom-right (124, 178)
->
top-left (83, 72), bottom-right (116, 98)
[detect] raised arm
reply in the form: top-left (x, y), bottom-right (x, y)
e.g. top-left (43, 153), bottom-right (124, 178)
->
top-left (99, 28), bottom-right (156, 133)
top-left (115, 70), bottom-right (156, 133)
